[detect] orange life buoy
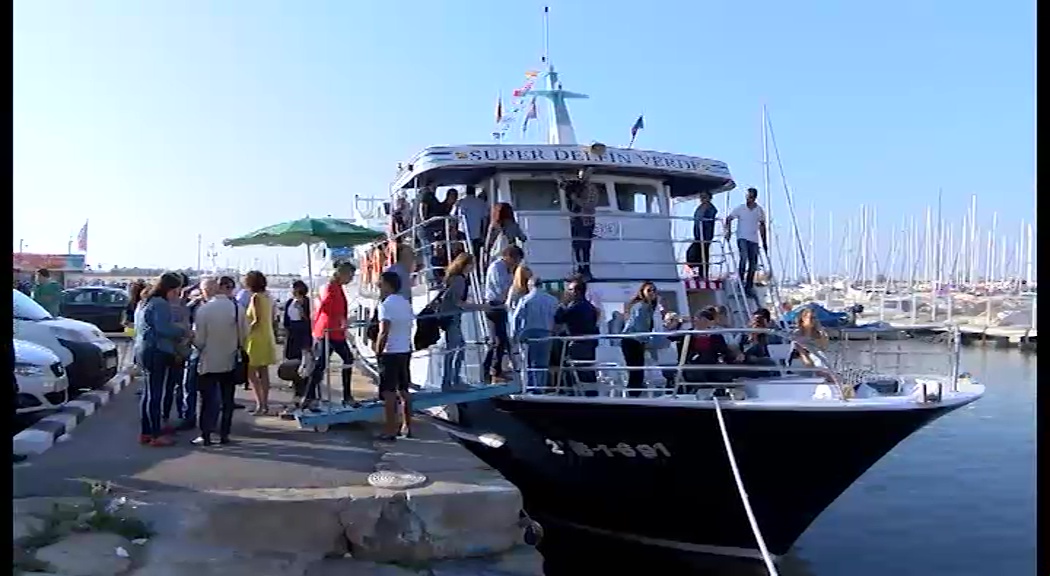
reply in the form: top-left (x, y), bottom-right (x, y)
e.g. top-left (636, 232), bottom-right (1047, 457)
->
top-left (370, 246), bottom-right (382, 282)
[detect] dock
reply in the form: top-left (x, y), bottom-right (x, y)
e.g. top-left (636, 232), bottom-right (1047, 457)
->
top-left (12, 364), bottom-right (542, 575)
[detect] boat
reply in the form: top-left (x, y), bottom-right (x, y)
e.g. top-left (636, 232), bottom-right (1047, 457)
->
top-left (304, 23), bottom-right (984, 571)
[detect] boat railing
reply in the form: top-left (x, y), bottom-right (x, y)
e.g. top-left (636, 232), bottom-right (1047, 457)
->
top-left (514, 328), bottom-right (844, 398)
top-left (822, 324), bottom-right (963, 393)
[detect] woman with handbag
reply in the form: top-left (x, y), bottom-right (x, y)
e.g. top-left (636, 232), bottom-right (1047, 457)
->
top-left (138, 273), bottom-right (189, 447)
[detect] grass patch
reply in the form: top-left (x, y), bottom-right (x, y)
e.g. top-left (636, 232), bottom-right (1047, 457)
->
top-left (19, 481), bottom-right (154, 552)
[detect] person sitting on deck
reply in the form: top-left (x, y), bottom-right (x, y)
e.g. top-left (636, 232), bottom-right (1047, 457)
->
top-left (510, 274), bottom-right (559, 392)
top-left (485, 203), bottom-right (527, 259)
top-left (554, 275), bottom-right (601, 396)
top-left (674, 308), bottom-right (741, 387)
top-left (737, 308), bottom-right (784, 360)
top-left (482, 246), bottom-right (524, 384)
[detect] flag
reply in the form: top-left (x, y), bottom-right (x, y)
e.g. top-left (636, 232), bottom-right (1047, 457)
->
top-left (522, 98), bottom-right (538, 135)
top-left (630, 115), bottom-right (645, 138)
top-left (628, 115), bottom-right (645, 148)
top-left (525, 70), bottom-right (539, 79)
top-left (76, 220), bottom-right (88, 252)
top-left (495, 94), bottom-right (504, 124)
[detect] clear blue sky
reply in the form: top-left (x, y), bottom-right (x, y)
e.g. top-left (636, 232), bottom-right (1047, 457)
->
top-left (14, 1), bottom-right (1034, 276)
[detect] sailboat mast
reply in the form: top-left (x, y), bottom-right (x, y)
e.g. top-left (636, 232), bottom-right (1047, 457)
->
top-left (760, 104), bottom-right (773, 289)
top-left (828, 211), bottom-right (834, 281)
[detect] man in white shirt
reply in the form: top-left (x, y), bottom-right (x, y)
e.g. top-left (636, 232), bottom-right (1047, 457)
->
top-left (374, 270), bottom-right (415, 440)
top-left (724, 187), bottom-right (768, 297)
top-left (192, 277), bottom-right (248, 446)
top-left (455, 185), bottom-right (489, 260)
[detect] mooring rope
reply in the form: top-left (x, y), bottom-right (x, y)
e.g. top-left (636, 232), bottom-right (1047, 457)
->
top-left (711, 395), bottom-right (780, 576)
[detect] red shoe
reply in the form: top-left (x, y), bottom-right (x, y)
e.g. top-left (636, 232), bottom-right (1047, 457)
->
top-left (148, 436), bottom-right (176, 447)
top-left (139, 434), bottom-right (152, 445)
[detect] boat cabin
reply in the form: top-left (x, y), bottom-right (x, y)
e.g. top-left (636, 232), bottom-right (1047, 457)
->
top-left (388, 143), bottom-right (739, 316)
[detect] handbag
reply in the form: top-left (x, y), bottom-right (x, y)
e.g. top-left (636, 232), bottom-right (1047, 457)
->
top-left (231, 301), bottom-right (250, 385)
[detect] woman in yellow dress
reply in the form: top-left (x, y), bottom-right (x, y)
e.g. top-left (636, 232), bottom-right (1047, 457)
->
top-left (244, 271), bottom-right (278, 415)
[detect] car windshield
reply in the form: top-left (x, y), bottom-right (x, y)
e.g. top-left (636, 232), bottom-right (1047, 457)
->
top-left (13, 289), bottom-right (53, 321)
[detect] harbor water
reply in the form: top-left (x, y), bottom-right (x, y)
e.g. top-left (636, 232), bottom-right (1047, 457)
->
top-left (538, 343), bottom-right (1036, 576)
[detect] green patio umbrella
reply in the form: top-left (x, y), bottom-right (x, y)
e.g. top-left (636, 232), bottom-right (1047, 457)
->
top-left (223, 217), bottom-right (384, 248)
top-left (223, 217), bottom-right (385, 291)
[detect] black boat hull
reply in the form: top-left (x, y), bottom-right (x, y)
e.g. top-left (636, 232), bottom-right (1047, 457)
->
top-left (454, 397), bottom-right (967, 557)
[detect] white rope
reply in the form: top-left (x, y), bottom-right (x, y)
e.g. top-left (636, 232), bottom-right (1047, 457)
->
top-left (711, 396), bottom-right (780, 576)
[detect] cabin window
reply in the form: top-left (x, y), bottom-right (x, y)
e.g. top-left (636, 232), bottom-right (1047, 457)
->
top-left (614, 183), bottom-right (659, 214)
top-left (510, 180), bottom-right (562, 211)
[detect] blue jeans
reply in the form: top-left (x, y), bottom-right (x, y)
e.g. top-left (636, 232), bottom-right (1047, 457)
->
top-left (177, 356), bottom-right (199, 423)
top-left (441, 318), bottom-right (465, 391)
top-left (737, 238), bottom-right (760, 291)
top-left (521, 329), bottom-right (552, 390)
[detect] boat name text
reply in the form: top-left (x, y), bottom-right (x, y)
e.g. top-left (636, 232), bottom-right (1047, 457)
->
top-left (545, 439), bottom-right (672, 459)
top-left (452, 147), bottom-right (723, 174)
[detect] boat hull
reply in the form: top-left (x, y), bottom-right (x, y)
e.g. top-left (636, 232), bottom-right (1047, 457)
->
top-left (454, 397), bottom-right (967, 558)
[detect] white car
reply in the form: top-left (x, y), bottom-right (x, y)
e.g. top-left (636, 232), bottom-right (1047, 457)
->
top-left (13, 289), bottom-right (120, 390)
top-left (14, 339), bottom-right (69, 415)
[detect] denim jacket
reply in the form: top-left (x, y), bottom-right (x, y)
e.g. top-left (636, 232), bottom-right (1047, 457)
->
top-left (140, 297), bottom-right (185, 356)
top-left (622, 301), bottom-right (655, 341)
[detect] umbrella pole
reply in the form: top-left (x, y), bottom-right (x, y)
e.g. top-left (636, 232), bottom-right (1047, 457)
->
top-left (305, 243), bottom-right (315, 296)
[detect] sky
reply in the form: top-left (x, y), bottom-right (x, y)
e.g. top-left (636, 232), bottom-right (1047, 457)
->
top-left (13, 0), bottom-right (1035, 278)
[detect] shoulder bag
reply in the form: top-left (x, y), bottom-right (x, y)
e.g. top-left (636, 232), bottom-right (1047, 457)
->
top-left (231, 300), bottom-right (250, 385)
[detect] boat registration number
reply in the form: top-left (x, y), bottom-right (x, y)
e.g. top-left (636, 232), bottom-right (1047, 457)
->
top-left (545, 439), bottom-right (671, 459)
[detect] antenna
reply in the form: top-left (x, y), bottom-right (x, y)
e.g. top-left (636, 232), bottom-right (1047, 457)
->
top-left (542, 6), bottom-right (550, 64)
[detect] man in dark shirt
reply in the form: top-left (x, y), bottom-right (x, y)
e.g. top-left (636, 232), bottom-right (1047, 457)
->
top-left (688, 191), bottom-right (718, 279)
top-left (560, 168), bottom-right (599, 279)
top-left (553, 275), bottom-right (601, 396)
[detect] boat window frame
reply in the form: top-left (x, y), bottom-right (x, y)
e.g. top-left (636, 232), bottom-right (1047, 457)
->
top-left (497, 172), bottom-right (670, 215)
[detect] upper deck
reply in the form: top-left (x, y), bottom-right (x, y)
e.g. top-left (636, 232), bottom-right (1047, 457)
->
top-left (391, 144), bottom-right (735, 200)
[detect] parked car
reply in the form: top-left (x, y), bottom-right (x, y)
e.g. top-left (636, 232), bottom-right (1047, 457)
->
top-left (13, 289), bottom-right (120, 391)
top-left (59, 286), bottom-right (128, 333)
top-left (14, 339), bottom-right (69, 416)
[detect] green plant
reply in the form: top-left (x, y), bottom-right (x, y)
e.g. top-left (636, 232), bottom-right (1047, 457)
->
top-left (19, 481), bottom-right (153, 552)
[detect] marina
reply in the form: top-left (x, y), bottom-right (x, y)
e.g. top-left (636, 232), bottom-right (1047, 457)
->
top-left (13, 3), bottom-right (1034, 575)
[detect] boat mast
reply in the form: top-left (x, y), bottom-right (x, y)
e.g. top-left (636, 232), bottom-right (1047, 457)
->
top-left (531, 7), bottom-right (587, 145)
top-left (761, 105), bottom-right (774, 287)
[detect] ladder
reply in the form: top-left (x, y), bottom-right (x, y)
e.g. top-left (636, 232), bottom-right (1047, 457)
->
top-left (721, 239), bottom-right (756, 328)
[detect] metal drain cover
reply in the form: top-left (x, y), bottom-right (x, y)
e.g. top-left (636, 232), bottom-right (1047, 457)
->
top-left (367, 470), bottom-right (428, 489)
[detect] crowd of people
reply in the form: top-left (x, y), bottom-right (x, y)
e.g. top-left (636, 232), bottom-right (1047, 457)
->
top-left (126, 267), bottom-right (359, 447)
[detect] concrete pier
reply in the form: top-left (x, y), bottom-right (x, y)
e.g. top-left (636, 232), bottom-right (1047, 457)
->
top-left (12, 367), bottom-right (541, 575)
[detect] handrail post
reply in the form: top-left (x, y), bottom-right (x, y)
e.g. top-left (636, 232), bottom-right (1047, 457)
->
top-left (950, 324), bottom-right (961, 392)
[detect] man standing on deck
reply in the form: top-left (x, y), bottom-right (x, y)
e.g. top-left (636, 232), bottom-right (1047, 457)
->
top-left (554, 275), bottom-right (601, 396)
top-left (303, 262), bottom-right (357, 411)
top-left (482, 245), bottom-right (524, 383)
top-left (724, 187), bottom-right (768, 299)
top-left (31, 269), bottom-right (62, 316)
top-left (560, 167), bottom-right (599, 280)
top-left (688, 191), bottom-right (718, 279)
top-left (455, 185), bottom-right (489, 262)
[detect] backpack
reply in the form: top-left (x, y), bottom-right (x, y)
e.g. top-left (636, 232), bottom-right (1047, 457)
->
top-left (413, 289), bottom-right (447, 351)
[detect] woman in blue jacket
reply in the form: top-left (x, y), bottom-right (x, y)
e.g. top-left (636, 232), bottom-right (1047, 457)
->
top-left (138, 273), bottom-right (189, 447)
top-left (621, 281), bottom-right (659, 397)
